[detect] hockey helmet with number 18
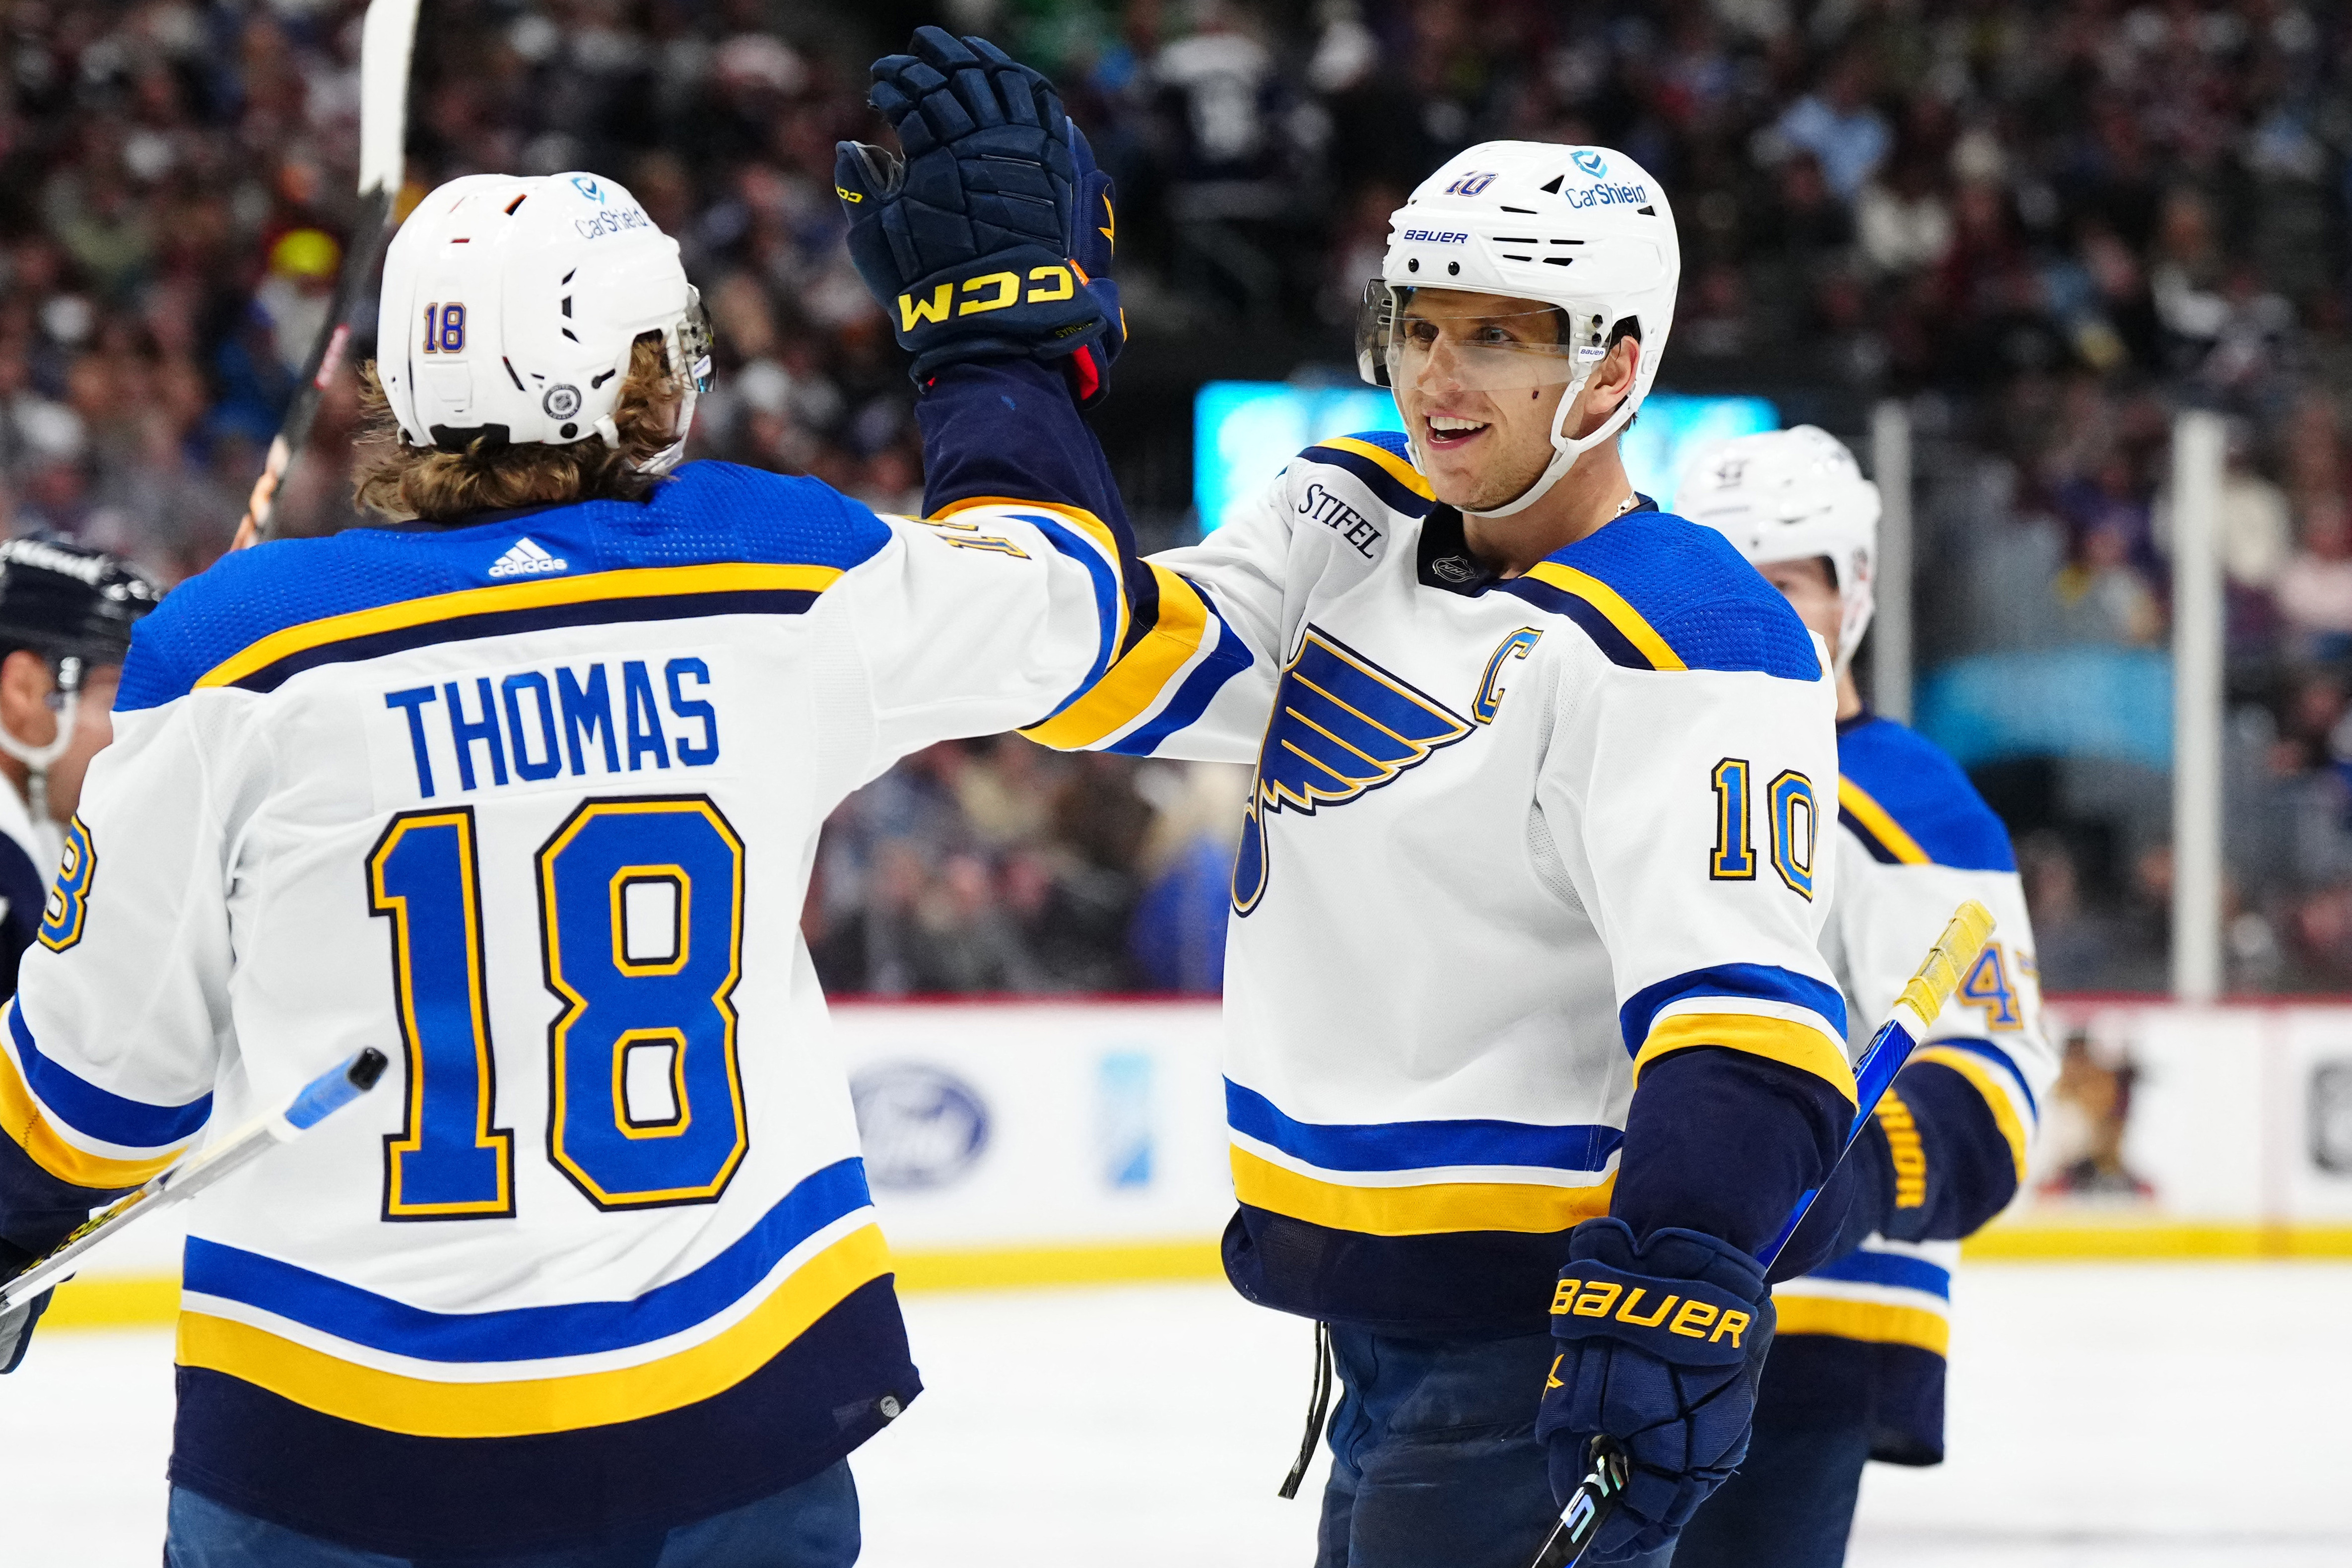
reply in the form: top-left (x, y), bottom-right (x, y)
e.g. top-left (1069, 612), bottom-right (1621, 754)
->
top-left (1677, 425), bottom-right (1881, 673)
top-left (1356, 141), bottom-right (1680, 519)
top-left (377, 172), bottom-right (714, 470)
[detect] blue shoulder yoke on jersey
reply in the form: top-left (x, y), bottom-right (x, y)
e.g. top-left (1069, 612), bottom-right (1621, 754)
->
top-left (1502, 511), bottom-right (1824, 680)
top-left (1835, 715), bottom-right (2016, 872)
top-left (118, 463), bottom-right (895, 711)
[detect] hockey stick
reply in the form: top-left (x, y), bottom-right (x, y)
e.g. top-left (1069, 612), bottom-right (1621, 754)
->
top-left (0, 1047), bottom-right (387, 1312)
top-left (1526, 899), bottom-right (1996, 1568)
top-left (226, 0), bottom-right (420, 552)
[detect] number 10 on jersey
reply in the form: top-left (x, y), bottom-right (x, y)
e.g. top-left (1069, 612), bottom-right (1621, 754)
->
top-left (1709, 758), bottom-right (1816, 900)
top-left (368, 795), bottom-right (748, 1220)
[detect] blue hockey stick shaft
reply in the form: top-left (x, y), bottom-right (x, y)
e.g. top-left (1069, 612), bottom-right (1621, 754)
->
top-left (1528, 900), bottom-right (1996, 1568)
top-left (0, 1047), bottom-right (388, 1310)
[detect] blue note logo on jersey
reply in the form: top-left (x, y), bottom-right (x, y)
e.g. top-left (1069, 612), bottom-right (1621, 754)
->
top-left (1234, 628), bottom-right (1471, 915)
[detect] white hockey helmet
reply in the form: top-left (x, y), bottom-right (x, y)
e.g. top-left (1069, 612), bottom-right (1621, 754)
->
top-left (377, 172), bottom-right (713, 469)
top-left (1678, 425), bottom-right (1881, 673)
top-left (1356, 141), bottom-right (1680, 519)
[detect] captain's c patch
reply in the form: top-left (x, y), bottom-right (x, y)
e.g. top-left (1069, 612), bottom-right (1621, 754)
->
top-left (1233, 628), bottom-right (1471, 915)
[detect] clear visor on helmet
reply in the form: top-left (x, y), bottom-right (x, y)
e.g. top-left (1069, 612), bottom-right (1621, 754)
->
top-left (1355, 281), bottom-right (1612, 392)
top-left (642, 287), bottom-right (716, 475)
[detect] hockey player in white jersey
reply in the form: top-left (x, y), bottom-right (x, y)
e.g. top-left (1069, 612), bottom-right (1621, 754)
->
top-left (0, 540), bottom-right (160, 1004)
top-left (1668, 428), bottom-right (2057, 1568)
top-left (849, 118), bottom-right (1854, 1565)
top-left (0, 53), bottom-right (1135, 1565)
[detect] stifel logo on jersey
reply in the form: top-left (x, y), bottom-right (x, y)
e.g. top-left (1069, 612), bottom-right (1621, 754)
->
top-left (489, 538), bottom-right (569, 578)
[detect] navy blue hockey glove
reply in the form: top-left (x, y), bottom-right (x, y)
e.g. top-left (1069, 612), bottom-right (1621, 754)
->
top-left (1536, 1218), bottom-right (1774, 1564)
top-left (0, 1240), bottom-right (53, 1374)
top-left (834, 28), bottom-right (1120, 404)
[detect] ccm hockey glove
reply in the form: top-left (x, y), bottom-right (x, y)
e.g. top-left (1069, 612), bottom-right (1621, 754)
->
top-left (0, 1240), bottom-right (54, 1374)
top-left (1536, 1218), bottom-right (1773, 1564)
top-left (834, 27), bottom-right (1119, 401)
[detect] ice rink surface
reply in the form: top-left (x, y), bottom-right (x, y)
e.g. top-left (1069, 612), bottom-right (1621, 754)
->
top-left (5, 1262), bottom-right (2349, 1567)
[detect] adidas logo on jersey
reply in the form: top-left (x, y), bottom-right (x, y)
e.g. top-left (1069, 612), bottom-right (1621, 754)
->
top-left (488, 538), bottom-right (568, 579)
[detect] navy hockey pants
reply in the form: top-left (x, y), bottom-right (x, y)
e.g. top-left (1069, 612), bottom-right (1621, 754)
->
top-left (1671, 1400), bottom-right (1874, 1568)
top-left (1315, 1325), bottom-right (1671, 1568)
top-left (162, 1458), bottom-right (860, 1568)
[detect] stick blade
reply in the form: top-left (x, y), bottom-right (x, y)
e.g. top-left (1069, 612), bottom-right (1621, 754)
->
top-left (357, 0), bottom-right (421, 197)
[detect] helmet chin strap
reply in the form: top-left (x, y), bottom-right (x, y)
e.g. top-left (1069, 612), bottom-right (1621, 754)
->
top-left (1459, 378), bottom-right (1641, 523)
top-left (0, 661), bottom-right (81, 831)
top-left (1834, 590), bottom-right (1876, 679)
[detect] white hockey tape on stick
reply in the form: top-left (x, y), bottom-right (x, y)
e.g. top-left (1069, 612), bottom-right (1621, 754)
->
top-left (229, 0), bottom-right (420, 550)
top-left (0, 1048), bottom-right (388, 1311)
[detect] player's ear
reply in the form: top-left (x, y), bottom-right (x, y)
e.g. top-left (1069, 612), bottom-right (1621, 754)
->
top-left (0, 651), bottom-right (54, 747)
top-left (1596, 335), bottom-right (1640, 405)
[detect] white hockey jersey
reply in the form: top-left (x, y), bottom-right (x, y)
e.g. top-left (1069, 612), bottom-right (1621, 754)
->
top-left (1015, 429), bottom-right (1857, 1334)
top-left (0, 460), bottom-right (1129, 1553)
top-left (1767, 712), bottom-right (2056, 1462)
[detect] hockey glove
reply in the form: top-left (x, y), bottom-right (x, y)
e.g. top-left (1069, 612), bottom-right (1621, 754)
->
top-left (834, 28), bottom-right (1120, 403)
top-left (1536, 1218), bottom-right (1774, 1564)
top-left (0, 1240), bottom-right (53, 1374)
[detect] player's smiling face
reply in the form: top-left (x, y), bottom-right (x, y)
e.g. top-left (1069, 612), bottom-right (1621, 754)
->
top-left (1392, 289), bottom-right (1575, 513)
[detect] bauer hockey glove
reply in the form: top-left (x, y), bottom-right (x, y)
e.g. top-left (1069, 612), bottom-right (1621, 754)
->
top-left (834, 27), bottom-right (1119, 402)
top-left (1536, 1218), bottom-right (1774, 1564)
top-left (1785, 1064), bottom-right (2025, 1266)
top-left (0, 1240), bottom-right (54, 1374)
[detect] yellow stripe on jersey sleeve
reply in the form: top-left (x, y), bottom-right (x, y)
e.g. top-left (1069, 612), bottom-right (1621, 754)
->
top-left (1911, 1045), bottom-right (2032, 1182)
top-left (0, 1046), bottom-right (186, 1188)
top-left (1631, 1012), bottom-right (1858, 1107)
top-left (174, 1223), bottom-right (891, 1439)
top-left (931, 494), bottom-right (1131, 654)
top-left (1022, 565), bottom-right (1213, 750)
top-left (1772, 1294), bottom-right (1950, 1355)
top-left (1316, 436), bottom-right (1436, 500)
top-left (194, 563), bottom-right (845, 692)
top-left (1836, 779), bottom-right (1932, 865)
top-left (1519, 563), bottom-right (1688, 672)
top-left (1229, 1147), bottom-right (1614, 1237)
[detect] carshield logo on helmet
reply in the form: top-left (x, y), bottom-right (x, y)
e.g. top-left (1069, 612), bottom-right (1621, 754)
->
top-left (571, 175), bottom-right (606, 203)
top-left (1573, 149), bottom-right (1608, 177)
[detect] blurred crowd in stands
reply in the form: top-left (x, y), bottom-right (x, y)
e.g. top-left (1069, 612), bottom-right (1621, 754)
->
top-left (7, 0), bottom-right (2352, 990)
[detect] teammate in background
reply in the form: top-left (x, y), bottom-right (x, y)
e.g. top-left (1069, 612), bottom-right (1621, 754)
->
top-left (0, 539), bottom-right (160, 998)
top-left (844, 99), bottom-right (1853, 1566)
top-left (0, 56), bottom-right (1132, 1565)
top-left (1670, 427), bottom-right (2057, 1568)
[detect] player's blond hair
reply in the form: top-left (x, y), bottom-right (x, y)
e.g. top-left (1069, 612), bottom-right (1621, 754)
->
top-left (351, 334), bottom-right (681, 522)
